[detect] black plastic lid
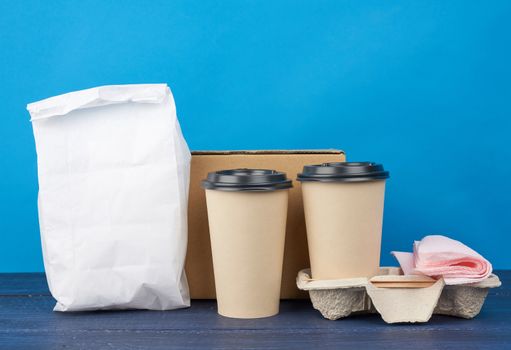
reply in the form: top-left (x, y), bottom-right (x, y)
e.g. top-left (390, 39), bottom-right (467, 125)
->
top-left (202, 168), bottom-right (293, 192)
top-left (297, 162), bottom-right (389, 182)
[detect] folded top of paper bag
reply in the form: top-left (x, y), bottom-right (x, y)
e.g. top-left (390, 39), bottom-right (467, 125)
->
top-left (27, 84), bottom-right (169, 121)
top-left (392, 235), bottom-right (492, 285)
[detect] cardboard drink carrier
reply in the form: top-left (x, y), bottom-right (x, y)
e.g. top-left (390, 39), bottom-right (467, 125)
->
top-left (186, 150), bottom-right (345, 299)
top-left (297, 267), bottom-right (501, 323)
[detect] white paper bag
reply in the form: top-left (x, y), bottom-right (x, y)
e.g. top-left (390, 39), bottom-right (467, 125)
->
top-left (27, 84), bottom-right (191, 311)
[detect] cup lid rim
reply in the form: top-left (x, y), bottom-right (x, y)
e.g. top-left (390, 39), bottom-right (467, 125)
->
top-left (297, 162), bottom-right (389, 183)
top-left (202, 168), bottom-right (293, 192)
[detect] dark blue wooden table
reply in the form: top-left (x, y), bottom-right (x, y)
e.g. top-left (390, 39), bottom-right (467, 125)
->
top-left (0, 272), bottom-right (509, 349)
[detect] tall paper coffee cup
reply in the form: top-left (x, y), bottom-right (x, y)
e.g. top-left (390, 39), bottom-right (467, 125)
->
top-left (202, 169), bottom-right (292, 318)
top-left (297, 162), bottom-right (389, 280)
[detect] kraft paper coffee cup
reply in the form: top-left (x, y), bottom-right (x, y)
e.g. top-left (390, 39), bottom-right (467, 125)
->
top-left (297, 162), bottom-right (389, 280)
top-left (202, 169), bottom-right (292, 319)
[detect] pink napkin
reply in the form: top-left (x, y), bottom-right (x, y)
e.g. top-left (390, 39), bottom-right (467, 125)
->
top-left (392, 235), bottom-right (492, 285)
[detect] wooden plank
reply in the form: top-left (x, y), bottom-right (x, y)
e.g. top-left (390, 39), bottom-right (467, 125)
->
top-left (0, 294), bottom-right (509, 330)
top-left (1, 327), bottom-right (510, 350)
top-left (0, 271), bottom-right (509, 349)
top-left (0, 273), bottom-right (49, 295)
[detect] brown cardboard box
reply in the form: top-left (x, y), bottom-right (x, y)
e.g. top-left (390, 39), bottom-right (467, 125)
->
top-left (186, 150), bottom-right (345, 299)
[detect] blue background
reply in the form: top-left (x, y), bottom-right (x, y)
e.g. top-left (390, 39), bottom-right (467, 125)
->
top-left (1, 0), bottom-right (510, 272)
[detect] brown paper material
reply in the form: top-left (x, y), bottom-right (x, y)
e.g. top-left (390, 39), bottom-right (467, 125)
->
top-left (187, 150), bottom-right (345, 299)
top-left (205, 189), bottom-right (288, 318)
top-left (302, 180), bottom-right (385, 280)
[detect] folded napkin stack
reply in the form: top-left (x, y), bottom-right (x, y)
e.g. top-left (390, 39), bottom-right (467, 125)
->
top-left (392, 235), bottom-right (492, 285)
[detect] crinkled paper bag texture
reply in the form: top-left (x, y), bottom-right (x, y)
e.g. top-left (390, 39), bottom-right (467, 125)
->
top-left (27, 84), bottom-right (191, 311)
